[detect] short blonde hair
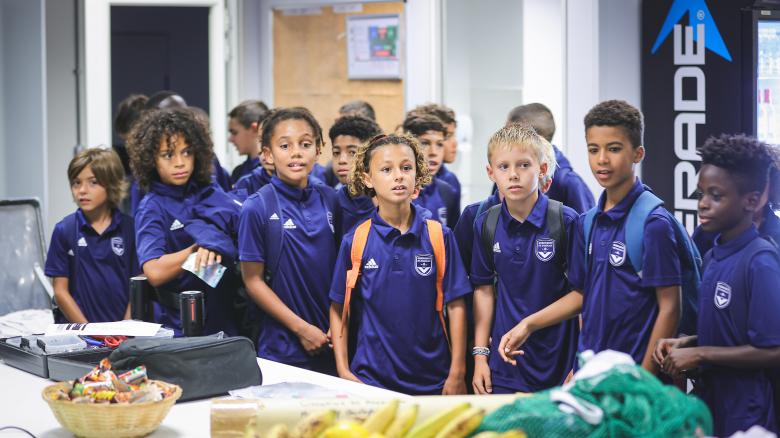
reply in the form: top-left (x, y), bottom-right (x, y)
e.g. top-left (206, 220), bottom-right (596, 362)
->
top-left (68, 148), bottom-right (128, 209)
top-left (487, 123), bottom-right (557, 183)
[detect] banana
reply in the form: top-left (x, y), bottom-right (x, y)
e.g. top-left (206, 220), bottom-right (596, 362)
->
top-left (290, 409), bottom-right (338, 438)
top-left (362, 399), bottom-right (400, 433)
top-left (264, 424), bottom-right (290, 438)
top-left (384, 404), bottom-right (419, 438)
top-left (432, 407), bottom-right (485, 438)
top-left (471, 433), bottom-right (500, 438)
top-left (405, 402), bottom-right (471, 438)
top-left (499, 431), bottom-right (527, 438)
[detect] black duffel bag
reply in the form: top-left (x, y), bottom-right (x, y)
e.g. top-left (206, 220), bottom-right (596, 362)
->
top-left (109, 335), bottom-right (262, 401)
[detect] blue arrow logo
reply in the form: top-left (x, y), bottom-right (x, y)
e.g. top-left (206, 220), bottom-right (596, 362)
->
top-left (651, 0), bottom-right (732, 61)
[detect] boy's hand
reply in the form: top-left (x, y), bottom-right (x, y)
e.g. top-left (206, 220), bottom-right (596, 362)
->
top-left (653, 338), bottom-right (680, 366)
top-left (193, 247), bottom-right (222, 271)
top-left (472, 357), bottom-right (493, 394)
top-left (499, 321), bottom-right (530, 365)
top-left (338, 370), bottom-right (363, 384)
top-left (442, 373), bottom-right (467, 395)
top-left (663, 347), bottom-right (702, 378)
top-left (296, 323), bottom-right (330, 355)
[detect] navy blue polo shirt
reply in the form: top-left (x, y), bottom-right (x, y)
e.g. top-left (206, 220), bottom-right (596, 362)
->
top-left (696, 226), bottom-right (780, 437)
top-left (413, 178), bottom-right (460, 230)
top-left (568, 178), bottom-right (682, 364)
top-left (437, 166), bottom-right (462, 211)
top-left (337, 185), bottom-right (374, 235)
top-left (231, 156), bottom-right (261, 185)
top-left (454, 193), bottom-right (501, 273)
top-left (233, 166), bottom-right (273, 197)
top-left (470, 195), bottom-right (579, 392)
top-left (45, 209), bottom-right (139, 322)
top-left (693, 206), bottom-right (780, 257)
top-left (135, 180), bottom-right (239, 335)
top-left (238, 176), bottom-right (338, 370)
top-left (329, 204), bottom-right (472, 395)
top-left (545, 146), bottom-right (596, 214)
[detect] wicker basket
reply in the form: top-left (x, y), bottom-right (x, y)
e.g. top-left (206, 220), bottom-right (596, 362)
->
top-left (42, 380), bottom-right (182, 438)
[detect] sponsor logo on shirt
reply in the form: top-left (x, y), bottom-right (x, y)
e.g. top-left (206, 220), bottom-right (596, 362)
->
top-left (77, 237), bottom-right (88, 247)
top-left (169, 219), bottom-right (184, 231)
top-left (415, 253), bottom-right (433, 276)
top-left (535, 237), bottom-right (555, 262)
top-left (493, 242), bottom-right (501, 254)
top-left (714, 281), bottom-right (731, 309)
top-left (67, 249), bottom-right (74, 256)
top-left (111, 237), bottom-right (125, 256)
top-left (283, 219), bottom-right (297, 229)
top-left (364, 258), bottom-right (379, 270)
top-left (269, 213), bottom-right (280, 220)
top-left (609, 241), bottom-right (626, 267)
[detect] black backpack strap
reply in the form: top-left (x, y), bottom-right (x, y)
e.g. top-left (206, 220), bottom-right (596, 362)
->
top-left (545, 199), bottom-right (567, 270)
top-left (481, 204), bottom-right (502, 275)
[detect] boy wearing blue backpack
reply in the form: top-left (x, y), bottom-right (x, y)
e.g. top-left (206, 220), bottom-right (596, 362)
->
top-left (500, 100), bottom-right (694, 375)
top-left (238, 107), bottom-right (340, 374)
top-left (655, 134), bottom-right (780, 437)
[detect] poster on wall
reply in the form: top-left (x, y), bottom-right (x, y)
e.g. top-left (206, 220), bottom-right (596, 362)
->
top-left (346, 14), bottom-right (401, 80)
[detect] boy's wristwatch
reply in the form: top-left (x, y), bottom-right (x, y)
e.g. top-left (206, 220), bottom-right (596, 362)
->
top-left (472, 346), bottom-right (490, 356)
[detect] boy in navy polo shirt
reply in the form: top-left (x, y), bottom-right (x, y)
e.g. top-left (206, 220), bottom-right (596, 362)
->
top-left (471, 125), bottom-right (578, 394)
top-left (239, 107), bottom-right (339, 374)
top-left (507, 103), bottom-right (595, 213)
top-left (129, 108), bottom-right (241, 336)
top-left (329, 115), bottom-right (382, 234)
top-left (46, 148), bottom-right (140, 323)
top-left (411, 104), bottom-right (462, 209)
top-left (499, 100), bottom-right (682, 375)
top-left (655, 134), bottom-right (780, 437)
top-left (329, 134), bottom-right (471, 395)
top-left (228, 100), bottom-right (269, 185)
top-left (403, 113), bottom-right (460, 229)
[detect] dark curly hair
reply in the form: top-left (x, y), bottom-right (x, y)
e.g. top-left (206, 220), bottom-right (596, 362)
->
top-left (409, 103), bottom-right (457, 126)
top-left (402, 113), bottom-right (447, 138)
top-left (584, 100), bottom-right (644, 149)
top-left (261, 107), bottom-right (323, 153)
top-left (698, 134), bottom-right (775, 195)
top-left (329, 115), bottom-right (382, 144)
top-left (349, 134), bottom-right (431, 198)
top-left (126, 108), bottom-right (214, 192)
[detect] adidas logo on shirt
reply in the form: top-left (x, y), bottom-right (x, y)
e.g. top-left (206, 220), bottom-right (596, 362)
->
top-left (269, 213), bottom-right (280, 221)
top-left (364, 258), bottom-right (379, 269)
top-left (77, 237), bottom-right (87, 247)
top-left (170, 219), bottom-right (184, 231)
top-left (283, 218), bottom-right (297, 229)
top-left (67, 249), bottom-right (74, 256)
top-left (493, 242), bottom-right (501, 253)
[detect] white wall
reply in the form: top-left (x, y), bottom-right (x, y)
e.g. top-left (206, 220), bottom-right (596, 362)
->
top-left (1, 0), bottom-right (48, 213)
top-left (0, 3), bottom-right (5, 199)
top-left (45, 0), bottom-right (79, 238)
top-left (443, 0), bottom-right (524, 204)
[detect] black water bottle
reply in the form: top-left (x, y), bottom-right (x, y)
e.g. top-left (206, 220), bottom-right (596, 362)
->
top-left (129, 276), bottom-right (152, 321)
top-left (180, 291), bottom-right (204, 337)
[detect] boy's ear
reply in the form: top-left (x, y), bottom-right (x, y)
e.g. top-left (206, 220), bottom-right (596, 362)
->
top-left (486, 164), bottom-right (496, 183)
top-left (539, 162), bottom-right (549, 179)
top-left (744, 190), bottom-right (763, 214)
top-left (633, 145), bottom-right (646, 164)
top-left (362, 171), bottom-right (374, 190)
top-left (261, 146), bottom-right (273, 164)
top-left (250, 122), bottom-right (259, 132)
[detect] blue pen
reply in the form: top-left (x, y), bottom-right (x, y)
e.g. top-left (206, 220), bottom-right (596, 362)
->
top-left (79, 336), bottom-right (102, 347)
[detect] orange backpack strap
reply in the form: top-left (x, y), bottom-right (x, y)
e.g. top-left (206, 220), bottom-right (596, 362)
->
top-left (340, 219), bottom-right (373, 337)
top-left (426, 219), bottom-right (451, 349)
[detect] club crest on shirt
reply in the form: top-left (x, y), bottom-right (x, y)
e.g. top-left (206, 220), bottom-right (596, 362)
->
top-left (111, 237), bottom-right (125, 256)
top-left (327, 211), bottom-right (334, 233)
top-left (535, 238), bottom-right (555, 262)
top-left (609, 241), bottom-right (626, 267)
top-left (415, 253), bottom-right (433, 276)
top-left (714, 281), bottom-right (732, 309)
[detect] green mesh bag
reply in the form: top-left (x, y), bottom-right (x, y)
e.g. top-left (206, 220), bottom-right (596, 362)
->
top-left (475, 364), bottom-right (712, 438)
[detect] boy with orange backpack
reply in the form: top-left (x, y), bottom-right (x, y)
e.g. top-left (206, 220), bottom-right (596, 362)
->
top-left (328, 134), bottom-right (471, 395)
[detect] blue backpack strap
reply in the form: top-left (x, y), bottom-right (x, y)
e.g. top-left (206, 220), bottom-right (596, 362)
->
top-left (480, 204), bottom-right (502, 276)
top-left (475, 198), bottom-right (490, 220)
top-left (583, 206), bottom-right (598, 264)
top-left (256, 184), bottom-right (283, 285)
top-left (624, 191), bottom-right (664, 277)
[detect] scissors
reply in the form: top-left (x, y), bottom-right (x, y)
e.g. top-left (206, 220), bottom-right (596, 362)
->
top-left (89, 335), bottom-right (128, 348)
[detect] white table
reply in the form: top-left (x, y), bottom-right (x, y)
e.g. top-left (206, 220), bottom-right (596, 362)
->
top-left (0, 358), bottom-right (401, 438)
